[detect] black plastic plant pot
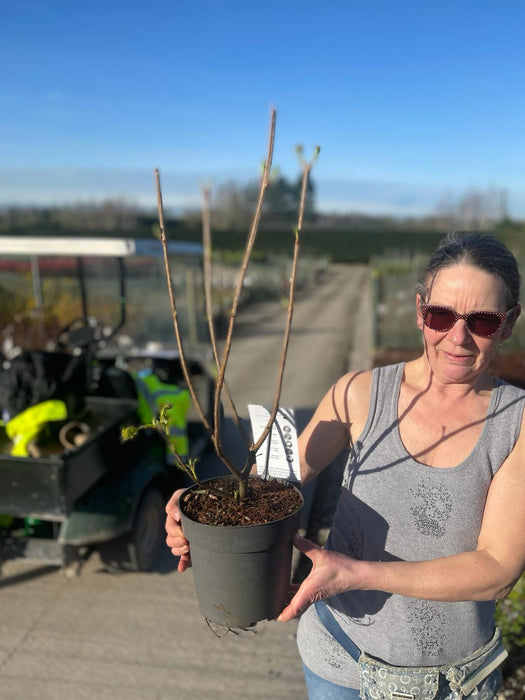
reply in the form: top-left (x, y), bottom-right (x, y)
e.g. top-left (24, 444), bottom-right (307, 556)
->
top-left (180, 480), bottom-right (303, 628)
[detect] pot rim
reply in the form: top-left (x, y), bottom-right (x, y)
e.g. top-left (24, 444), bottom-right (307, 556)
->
top-left (179, 475), bottom-right (303, 530)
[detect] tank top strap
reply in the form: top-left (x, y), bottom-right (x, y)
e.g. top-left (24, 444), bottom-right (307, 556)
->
top-left (352, 362), bottom-right (404, 450)
top-left (483, 378), bottom-right (525, 476)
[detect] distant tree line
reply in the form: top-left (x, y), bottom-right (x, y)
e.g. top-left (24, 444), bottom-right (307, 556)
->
top-left (0, 199), bottom-right (140, 232)
top-left (0, 182), bottom-right (522, 264)
top-left (181, 171), bottom-right (316, 231)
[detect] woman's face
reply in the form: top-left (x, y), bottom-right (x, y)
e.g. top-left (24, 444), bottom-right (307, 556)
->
top-left (417, 263), bottom-right (515, 384)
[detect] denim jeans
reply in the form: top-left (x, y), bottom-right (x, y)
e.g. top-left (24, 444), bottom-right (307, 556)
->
top-left (302, 663), bottom-right (361, 699)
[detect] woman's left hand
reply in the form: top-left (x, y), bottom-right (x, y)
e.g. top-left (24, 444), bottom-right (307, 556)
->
top-left (277, 533), bottom-right (358, 622)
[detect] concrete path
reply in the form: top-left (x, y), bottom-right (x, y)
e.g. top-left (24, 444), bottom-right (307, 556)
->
top-left (0, 264), bottom-right (371, 700)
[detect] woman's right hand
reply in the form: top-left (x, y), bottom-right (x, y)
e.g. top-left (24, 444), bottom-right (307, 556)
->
top-left (165, 488), bottom-right (191, 572)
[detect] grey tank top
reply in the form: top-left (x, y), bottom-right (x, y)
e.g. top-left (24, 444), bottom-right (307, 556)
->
top-left (297, 362), bottom-right (525, 688)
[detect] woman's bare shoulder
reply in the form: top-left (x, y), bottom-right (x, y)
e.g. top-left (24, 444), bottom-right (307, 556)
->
top-left (333, 368), bottom-right (374, 402)
top-left (328, 369), bottom-right (374, 423)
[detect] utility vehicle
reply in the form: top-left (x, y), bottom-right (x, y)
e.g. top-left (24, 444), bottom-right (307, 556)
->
top-left (0, 236), bottom-right (214, 574)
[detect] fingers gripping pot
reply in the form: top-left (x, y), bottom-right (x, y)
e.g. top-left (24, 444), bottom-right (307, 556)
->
top-left (179, 477), bottom-right (303, 628)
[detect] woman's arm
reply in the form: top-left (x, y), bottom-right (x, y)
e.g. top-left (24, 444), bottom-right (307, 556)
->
top-left (278, 423), bottom-right (525, 621)
top-left (299, 370), bottom-right (372, 484)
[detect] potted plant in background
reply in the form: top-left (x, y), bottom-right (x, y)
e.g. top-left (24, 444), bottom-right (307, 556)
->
top-left (124, 110), bottom-right (319, 628)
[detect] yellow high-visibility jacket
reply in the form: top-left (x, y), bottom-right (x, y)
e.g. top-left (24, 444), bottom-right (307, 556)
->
top-left (6, 400), bottom-right (68, 457)
top-left (134, 370), bottom-right (191, 462)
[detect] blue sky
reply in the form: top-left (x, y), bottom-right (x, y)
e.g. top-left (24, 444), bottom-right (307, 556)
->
top-left (2, 1), bottom-right (525, 218)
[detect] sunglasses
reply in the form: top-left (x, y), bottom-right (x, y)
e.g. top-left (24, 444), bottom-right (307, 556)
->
top-left (419, 303), bottom-right (514, 338)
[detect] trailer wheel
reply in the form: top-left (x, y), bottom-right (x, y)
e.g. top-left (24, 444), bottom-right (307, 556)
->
top-left (98, 488), bottom-right (166, 572)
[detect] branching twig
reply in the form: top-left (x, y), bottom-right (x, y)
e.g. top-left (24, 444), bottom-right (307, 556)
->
top-left (153, 111), bottom-right (320, 500)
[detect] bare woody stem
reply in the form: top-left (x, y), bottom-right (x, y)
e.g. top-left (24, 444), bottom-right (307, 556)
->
top-left (201, 186), bottom-right (250, 446)
top-left (212, 109), bottom-right (277, 457)
top-left (201, 186), bottom-right (215, 359)
top-left (155, 169), bottom-right (210, 430)
top-left (155, 168), bottom-right (242, 479)
top-left (155, 169), bottom-right (241, 477)
top-left (246, 146), bottom-right (320, 467)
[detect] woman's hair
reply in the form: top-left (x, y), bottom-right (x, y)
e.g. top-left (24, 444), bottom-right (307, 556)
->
top-left (417, 231), bottom-right (521, 309)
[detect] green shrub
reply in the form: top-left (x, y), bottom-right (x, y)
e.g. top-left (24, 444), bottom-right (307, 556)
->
top-left (496, 574), bottom-right (525, 650)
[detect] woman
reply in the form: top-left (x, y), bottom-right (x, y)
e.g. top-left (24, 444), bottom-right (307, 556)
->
top-left (166, 232), bottom-right (525, 699)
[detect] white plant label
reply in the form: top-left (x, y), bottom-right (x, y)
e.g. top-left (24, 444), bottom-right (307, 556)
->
top-left (248, 405), bottom-right (301, 482)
